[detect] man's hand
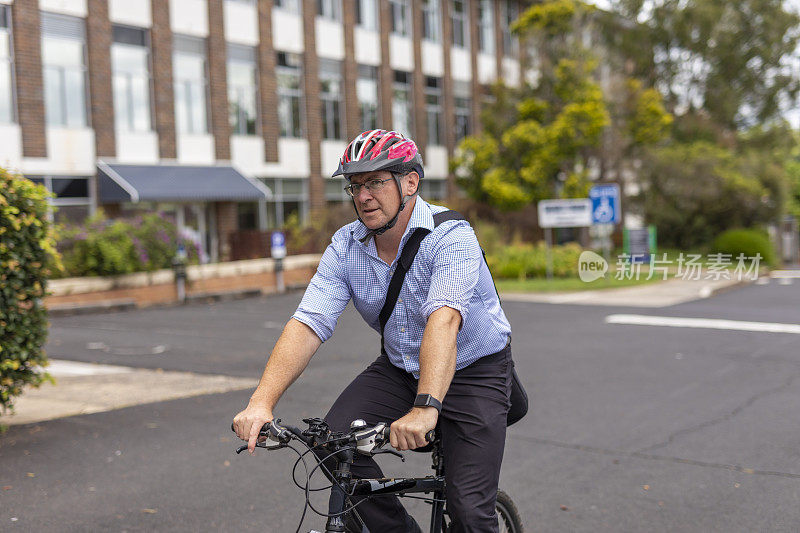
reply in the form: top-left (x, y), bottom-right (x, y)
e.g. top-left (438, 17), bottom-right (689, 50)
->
top-left (232, 404), bottom-right (273, 454)
top-left (390, 407), bottom-right (439, 451)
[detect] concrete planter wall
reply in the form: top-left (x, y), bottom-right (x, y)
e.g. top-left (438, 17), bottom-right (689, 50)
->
top-left (45, 254), bottom-right (322, 311)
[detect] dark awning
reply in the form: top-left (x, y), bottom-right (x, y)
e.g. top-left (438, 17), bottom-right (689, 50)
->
top-left (97, 161), bottom-right (272, 203)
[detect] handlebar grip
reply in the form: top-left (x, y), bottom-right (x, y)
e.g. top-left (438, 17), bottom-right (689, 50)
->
top-left (425, 430), bottom-right (436, 443)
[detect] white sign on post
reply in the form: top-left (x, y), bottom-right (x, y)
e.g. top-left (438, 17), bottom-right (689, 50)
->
top-left (537, 199), bottom-right (593, 228)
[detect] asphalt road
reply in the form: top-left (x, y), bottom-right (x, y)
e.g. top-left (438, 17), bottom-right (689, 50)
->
top-left (2, 280), bottom-right (800, 532)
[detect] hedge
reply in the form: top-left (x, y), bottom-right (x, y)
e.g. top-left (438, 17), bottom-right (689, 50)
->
top-left (1, 168), bottom-right (59, 415)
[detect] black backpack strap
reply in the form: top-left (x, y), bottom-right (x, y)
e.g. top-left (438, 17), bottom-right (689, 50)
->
top-left (379, 211), bottom-right (465, 355)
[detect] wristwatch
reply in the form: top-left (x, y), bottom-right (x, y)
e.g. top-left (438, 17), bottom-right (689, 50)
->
top-left (413, 393), bottom-right (442, 413)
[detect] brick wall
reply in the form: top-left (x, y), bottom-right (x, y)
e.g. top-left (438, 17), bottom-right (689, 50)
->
top-left (342, 0), bottom-right (360, 141)
top-left (411, 0), bottom-right (427, 149)
top-left (215, 201), bottom-right (238, 261)
top-left (378, 0), bottom-right (393, 129)
top-left (11, 1), bottom-right (46, 158)
top-left (257, 0), bottom-right (280, 162)
top-left (302, 0), bottom-right (324, 211)
top-left (207, 0), bottom-right (231, 160)
top-left (469, 0), bottom-right (482, 135)
top-left (87, 0), bottom-right (116, 158)
top-left (151, 0), bottom-right (177, 159)
top-left (494, 0), bottom-right (504, 79)
top-left (441, 0), bottom-right (456, 199)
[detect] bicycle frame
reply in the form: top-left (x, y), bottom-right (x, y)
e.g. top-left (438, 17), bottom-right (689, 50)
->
top-left (324, 435), bottom-right (448, 533)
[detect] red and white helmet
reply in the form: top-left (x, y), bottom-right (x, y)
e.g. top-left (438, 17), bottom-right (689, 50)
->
top-left (332, 129), bottom-right (424, 179)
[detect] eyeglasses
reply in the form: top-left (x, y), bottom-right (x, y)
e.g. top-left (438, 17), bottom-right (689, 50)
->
top-left (344, 177), bottom-right (394, 197)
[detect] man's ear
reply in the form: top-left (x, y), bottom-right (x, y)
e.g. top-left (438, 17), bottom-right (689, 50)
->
top-left (405, 171), bottom-right (420, 195)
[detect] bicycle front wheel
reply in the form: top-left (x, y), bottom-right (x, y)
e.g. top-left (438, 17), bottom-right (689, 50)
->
top-left (495, 490), bottom-right (523, 533)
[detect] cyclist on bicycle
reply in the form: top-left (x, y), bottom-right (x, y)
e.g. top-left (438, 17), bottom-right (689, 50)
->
top-left (233, 129), bottom-right (514, 533)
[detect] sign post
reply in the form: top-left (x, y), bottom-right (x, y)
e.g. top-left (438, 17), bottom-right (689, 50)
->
top-left (590, 184), bottom-right (621, 267)
top-left (271, 231), bottom-right (287, 293)
top-left (537, 199), bottom-right (593, 281)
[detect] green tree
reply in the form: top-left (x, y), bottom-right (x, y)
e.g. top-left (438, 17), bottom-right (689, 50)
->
top-left (453, 0), bottom-right (671, 212)
top-left (1, 168), bottom-right (59, 415)
top-left (454, 0), bottom-right (610, 210)
top-left (637, 141), bottom-right (786, 248)
top-left (607, 0), bottom-right (800, 133)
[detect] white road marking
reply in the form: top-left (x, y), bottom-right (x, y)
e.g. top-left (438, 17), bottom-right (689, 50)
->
top-left (605, 314), bottom-right (800, 335)
top-left (44, 359), bottom-right (135, 377)
top-left (771, 270), bottom-right (800, 278)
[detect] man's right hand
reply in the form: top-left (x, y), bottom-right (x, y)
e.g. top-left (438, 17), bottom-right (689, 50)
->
top-left (232, 404), bottom-right (273, 455)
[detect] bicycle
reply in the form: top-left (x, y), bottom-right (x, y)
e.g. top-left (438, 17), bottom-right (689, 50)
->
top-left (233, 417), bottom-right (523, 533)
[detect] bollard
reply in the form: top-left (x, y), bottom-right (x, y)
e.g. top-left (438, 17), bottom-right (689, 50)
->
top-left (173, 244), bottom-right (188, 303)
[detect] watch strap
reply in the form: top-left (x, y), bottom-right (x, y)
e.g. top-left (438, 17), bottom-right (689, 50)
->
top-left (414, 393), bottom-right (442, 413)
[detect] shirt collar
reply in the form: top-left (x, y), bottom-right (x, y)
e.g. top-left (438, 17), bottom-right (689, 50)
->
top-left (350, 196), bottom-right (433, 245)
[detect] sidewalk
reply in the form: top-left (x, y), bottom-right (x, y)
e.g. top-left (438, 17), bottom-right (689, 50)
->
top-left (501, 276), bottom-right (749, 307)
top-left (0, 360), bottom-right (257, 426)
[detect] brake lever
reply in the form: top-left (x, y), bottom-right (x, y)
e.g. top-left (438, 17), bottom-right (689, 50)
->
top-left (372, 448), bottom-right (405, 461)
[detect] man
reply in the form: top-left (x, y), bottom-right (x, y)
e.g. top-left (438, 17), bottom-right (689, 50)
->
top-left (233, 129), bottom-right (513, 532)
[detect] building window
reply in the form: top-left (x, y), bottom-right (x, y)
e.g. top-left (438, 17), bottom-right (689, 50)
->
top-left (111, 25), bottom-right (152, 132)
top-left (259, 177), bottom-right (307, 227)
top-left (478, 0), bottom-right (494, 54)
top-left (274, 0), bottom-right (300, 13)
top-left (390, 0), bottom-right (410, 36)
top-left (424, 76), bottom-right (442, 146)
top-left (502, 0), bottom-right (519, 57)
top-left (0, 6), bottom-right (13, 124)
top-left (355, 0), bottom-right (378, 31)
top-left (173, 35), bottom-right (208, 134)
top-left (319, 59), bottom-right (343, 140)
top-left (317, 0), bottom-right (341, 20)
top-left (227, 44), bottom-right (258, 135)
top-left (451, 0), bottom-right (468, 49)
top-left (419, 178), bottom-right (445, 200)
top-left (422, 0), bottom-right (440, 42)
top-left (357, 64), bottom-right (378, 131)
top-left (277, 51), bottom-right (303, 138)
top-left (392, 70), bottom-right (412, 137)
top-left (41, 13), bottom-right (88, 128)
top-left (454, 81), bottom-right (471, 142)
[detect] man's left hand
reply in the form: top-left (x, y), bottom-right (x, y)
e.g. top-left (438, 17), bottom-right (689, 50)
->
top-left (390, 407), bottom-right (439, 451)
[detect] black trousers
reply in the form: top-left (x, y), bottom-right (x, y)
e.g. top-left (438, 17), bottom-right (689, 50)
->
top-left (322, 343), bottom-right (513, 533)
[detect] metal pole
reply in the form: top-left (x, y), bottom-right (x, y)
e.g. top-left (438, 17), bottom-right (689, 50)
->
top-left (275, 258), bottom-right (285, 293)
top-left (545, 227), bottom-right (553, 281)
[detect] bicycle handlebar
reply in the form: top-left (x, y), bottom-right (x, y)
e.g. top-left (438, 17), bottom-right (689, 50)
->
top-left (232, 419), bottom-right (435, 455)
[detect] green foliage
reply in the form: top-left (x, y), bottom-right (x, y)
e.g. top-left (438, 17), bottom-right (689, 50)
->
top-left (487, 242), bottom-right (584, 279)
top-left (638, 141), bottom-right (784, 249)
top-left (453, 0), bottom-right (672, 213)
top-left (56, 211), bottom-right (200, 278)
top-left (0, 168), bottom-right (59, 414)
top-left (607, 0), bottom-right (800, 132)
top-left (712, 229), bottom-right (777, 267)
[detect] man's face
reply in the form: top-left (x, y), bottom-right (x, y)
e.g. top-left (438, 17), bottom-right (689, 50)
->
top-left (348, 170), bottom-right (402, 229)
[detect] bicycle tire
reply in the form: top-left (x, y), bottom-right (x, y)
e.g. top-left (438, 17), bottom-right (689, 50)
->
top-left (495, 490), bottom-right (524, 533)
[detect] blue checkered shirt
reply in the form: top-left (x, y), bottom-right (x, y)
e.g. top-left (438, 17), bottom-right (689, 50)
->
top-left (292, 197), bottom-right (511, 378)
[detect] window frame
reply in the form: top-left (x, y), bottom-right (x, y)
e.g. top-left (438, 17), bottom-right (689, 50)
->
top-left (357, 64), bottom-right (379, 132)
top-left (422, 0), bottom-right (441, 42)
top-left (276, 51), bottom-right (305, 138)
top-left (172, 34), bottom-right (210, 135)
top-left (319, 58), bottom-right (344, 140)
top-left (227, 43), bottom-right (259, 136)
top-left (478, 0), bottom-right (494, 54)
top-left (111, 24), bottom-right (154, 133)
top-left (355, 0), bottom-right (378, 31)
top-left (392, 70), bottom-right (413, 137)
top-left (424, 76), bottom-right (443, 146)
top-left (0, 5), bottom-right (16, 124)
top-left (450, 0), bottom-right (469, 49)
top-left (41, 12), bottom-right (90, 128)
top-left (389, 0), bottom-right (411, 37)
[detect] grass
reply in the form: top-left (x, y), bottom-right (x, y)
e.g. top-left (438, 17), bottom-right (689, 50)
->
top-left (495, 273), bottom-right (662, 293)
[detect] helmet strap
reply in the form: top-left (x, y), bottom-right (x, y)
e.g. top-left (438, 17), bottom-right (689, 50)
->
top-left (356, 172), bottom-right (418, 244)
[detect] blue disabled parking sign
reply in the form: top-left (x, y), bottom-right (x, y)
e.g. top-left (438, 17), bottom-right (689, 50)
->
top-left (271, 231), bottom-right (287, 259)
top-left (589, 184), bottom-right (621, 225)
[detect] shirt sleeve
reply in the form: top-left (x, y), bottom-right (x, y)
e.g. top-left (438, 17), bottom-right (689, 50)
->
top-left (419, 222), bottom-right (482, 327)
top-left (291, 237), bottom-right (351, 342)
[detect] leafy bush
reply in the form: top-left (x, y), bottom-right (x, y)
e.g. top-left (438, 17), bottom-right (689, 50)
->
top-left (712, 228), bottom-right (777, 267)
top-left (487, 242), bottom-right (584, 279)
top-left (56, 211), bottom-right (200, 278)
top-left (1, 168), bottom-right (59, 415)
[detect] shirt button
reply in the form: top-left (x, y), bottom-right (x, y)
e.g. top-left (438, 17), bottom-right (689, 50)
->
top-left (400, 327), bottom-right (405, 332)
top-left (398, 298), bottom-right (403, 303)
